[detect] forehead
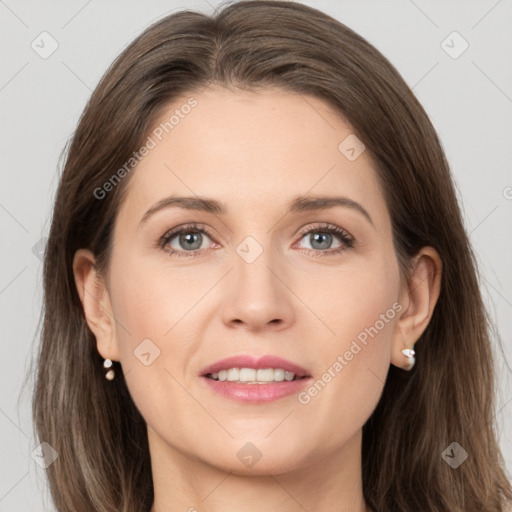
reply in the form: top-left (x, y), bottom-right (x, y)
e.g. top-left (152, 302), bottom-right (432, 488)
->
top-left (116, 86), bottom-right (389, 230)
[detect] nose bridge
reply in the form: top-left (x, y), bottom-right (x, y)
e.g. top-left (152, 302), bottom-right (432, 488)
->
top-left (221, 230), bottom-right (295, 330)
top-left (235, 234), bottom-right (277, 290)
top-left (234, 232), bottom-right (282, 301)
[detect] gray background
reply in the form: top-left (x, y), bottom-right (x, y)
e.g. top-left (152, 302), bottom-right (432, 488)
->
top-left (1, 0), bottom-right (511, 510)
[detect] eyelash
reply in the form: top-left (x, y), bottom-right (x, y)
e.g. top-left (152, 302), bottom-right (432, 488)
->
top-left (158, 222), bottom-right (355, 259)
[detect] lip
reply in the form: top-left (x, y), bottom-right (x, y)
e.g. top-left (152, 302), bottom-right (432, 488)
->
top-left (201, 377), bottom-right (312, 403)
top-left (199, 354), bottom-right (312, 404)
top-left (200, 354), bottom-right (310, 378)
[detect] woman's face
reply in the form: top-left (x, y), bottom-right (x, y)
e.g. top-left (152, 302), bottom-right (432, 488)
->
top-left (99, 86), bottom-right (406, 474)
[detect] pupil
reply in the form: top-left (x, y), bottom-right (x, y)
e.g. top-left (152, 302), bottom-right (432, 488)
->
top-left (311, 232), bottom-right (332, 250)
top-left (180, 232), bottom-right (202, 250)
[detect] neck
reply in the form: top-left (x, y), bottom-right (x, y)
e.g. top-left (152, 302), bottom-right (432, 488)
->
top-left (148, 428), bottom-right (368, 512)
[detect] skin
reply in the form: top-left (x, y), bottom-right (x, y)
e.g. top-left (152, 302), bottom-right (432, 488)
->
top-left (73, 86), bottom-right (442, 512)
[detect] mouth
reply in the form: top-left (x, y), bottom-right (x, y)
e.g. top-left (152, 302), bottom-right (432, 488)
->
top-left (199, 354), bottom-right (311, 403)
top-left (200, 354), bottom-right (310, 382)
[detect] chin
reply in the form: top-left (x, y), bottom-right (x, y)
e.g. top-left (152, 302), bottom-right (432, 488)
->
top-left (202, 448), bottom-right (308, 476)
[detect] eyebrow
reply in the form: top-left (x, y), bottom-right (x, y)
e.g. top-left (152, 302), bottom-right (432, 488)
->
top-left (139, 194), bottom-right (375, 228)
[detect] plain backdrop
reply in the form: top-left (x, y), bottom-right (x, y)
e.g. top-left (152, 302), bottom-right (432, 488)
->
top-left (1, 0), bottom-right (511, 510)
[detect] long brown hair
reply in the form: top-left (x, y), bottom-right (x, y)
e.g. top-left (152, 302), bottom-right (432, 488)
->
top-left (28, 1), bottom-right (512, 510)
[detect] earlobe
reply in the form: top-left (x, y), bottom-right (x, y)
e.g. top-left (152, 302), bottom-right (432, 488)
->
top-left (391, 247), bottom-right (442, 370)
top-left (72, 249), bottom-right (121, 362)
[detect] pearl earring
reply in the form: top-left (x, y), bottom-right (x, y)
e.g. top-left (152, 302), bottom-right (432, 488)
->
top-left (401, 347), bottom-right (416, 371)
top-left (103, 358), bottom-right (115, 380)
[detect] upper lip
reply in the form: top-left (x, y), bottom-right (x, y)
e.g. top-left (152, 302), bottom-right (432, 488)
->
top-left (200, 355), bottom-right (310, 378)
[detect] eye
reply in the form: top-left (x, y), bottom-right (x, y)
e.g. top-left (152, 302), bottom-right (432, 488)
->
top-left (158, 222), bottom-right (355, 259)
top-left (159, 223), bottom-right (216, 257)
top-left (294, 223), bottom-right (355, 256)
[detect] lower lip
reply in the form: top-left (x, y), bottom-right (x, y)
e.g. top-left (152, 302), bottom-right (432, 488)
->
top-left (201, 376), bottom-right (312, 403)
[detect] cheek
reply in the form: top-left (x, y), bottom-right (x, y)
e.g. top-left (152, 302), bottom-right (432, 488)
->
top-left (108, 249), bottom-right (208, 342)
top-left (298, 255), bottom-right (399, 420)
top-left (309, 252), bottom-right (400, 346)
top-left (107, 258), bottom-right (201, 441)
top-left (106, 249), bottom-right (208, 394)
top-left (339, 258), bottom-right (399, 369)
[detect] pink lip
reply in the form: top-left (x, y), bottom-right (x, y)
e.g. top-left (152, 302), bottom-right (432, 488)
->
top-left (200, 354), bottom-right (310, 378)
top-left (201, 377), bottom-right (312, 403)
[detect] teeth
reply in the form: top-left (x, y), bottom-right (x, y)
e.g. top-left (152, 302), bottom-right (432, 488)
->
top-left (208, 368), bottom-right (300, 383)
top-left (240, 368), bottom-right (257, 381)
top-left (274, 369), bottom-right (285, 381)
top-left (227, 368), bottom-right (239, 381)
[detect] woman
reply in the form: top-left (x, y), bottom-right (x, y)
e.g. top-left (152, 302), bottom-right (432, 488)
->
top-left (31, 0), bottom-right (512, 510)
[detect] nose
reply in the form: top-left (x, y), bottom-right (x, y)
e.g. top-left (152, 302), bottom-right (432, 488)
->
top-left (221, 241), bottom-right (296, 332)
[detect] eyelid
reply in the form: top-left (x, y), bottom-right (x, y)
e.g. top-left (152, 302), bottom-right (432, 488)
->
top-left (295, 222), bottom-right (354, 242)
top-left (158, 222), bottom-right (215, 249)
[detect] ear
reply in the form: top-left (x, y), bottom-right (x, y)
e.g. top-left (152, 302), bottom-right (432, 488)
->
top-left (72, 248), bottom-right (121, 362)
top-left (391, 246), bottom-right (442, 370)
